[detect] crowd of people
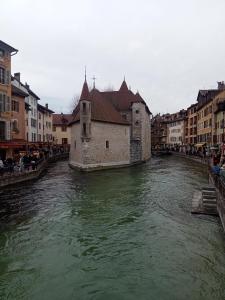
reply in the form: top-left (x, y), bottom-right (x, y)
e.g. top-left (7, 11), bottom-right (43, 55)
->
top-left (0, 145), bottom-right (68, 176)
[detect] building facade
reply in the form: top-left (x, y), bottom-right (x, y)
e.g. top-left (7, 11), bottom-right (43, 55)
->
top-left (69, 79), bottom-right (151, 171)
top-left (37, 104), bottom-right (54, 142)
top-left (166, 110), bottom-right (187, 147)
top-left (11, 85), bottom-right (28, 142)
top-left (12, 73), bottom-right (40, 142)
top-left (0, 40), bottom-right (18, 159)
top-left (185, 103), bottom-right (197, 145)
top-left (52, 114), bottom-right (72, 145)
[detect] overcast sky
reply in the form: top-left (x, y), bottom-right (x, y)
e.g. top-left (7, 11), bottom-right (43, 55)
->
top-left (1, 0), bottom-right (225, 115)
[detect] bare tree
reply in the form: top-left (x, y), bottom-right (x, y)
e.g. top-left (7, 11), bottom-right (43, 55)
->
top-left (69, 94), bottom-right (80, 113)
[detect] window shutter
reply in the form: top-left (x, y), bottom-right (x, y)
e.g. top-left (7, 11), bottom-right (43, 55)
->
top-left (6, 70), bottom-right (10, 85)
top-left (6, 121), bottom-right (11, 140)
top-left (6, 96), bottom-right (10, 111)
top-left (3, 94), bottom-right (6, 112)
top-left (0, 93), bottom-right (2, 112)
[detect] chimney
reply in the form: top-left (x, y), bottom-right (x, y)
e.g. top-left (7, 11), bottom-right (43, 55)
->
top-left (25, 82), bottom-right (30, 90)
top-left (217, 81), bottom-right (225, 90)
top-left (45, 103), bottom-right (48, 109)
top-left (14, 72), bottom-right (20, 82)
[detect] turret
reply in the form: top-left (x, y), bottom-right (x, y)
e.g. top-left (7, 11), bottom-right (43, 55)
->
top-left (79, 79), bottom-right (91, 140)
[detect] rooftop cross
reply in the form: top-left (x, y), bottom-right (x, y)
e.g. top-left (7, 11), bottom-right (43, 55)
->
top-left (92, 76), bottom-right (96, 89)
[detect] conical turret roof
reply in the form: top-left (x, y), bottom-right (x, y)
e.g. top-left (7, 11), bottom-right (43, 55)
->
top-left (80, 80), bottom-right (89, 101)
top-left (119, 79), bottom-right (129, 93)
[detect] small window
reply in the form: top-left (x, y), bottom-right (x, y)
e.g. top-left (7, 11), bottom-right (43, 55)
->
top-left (0, 49), bottom-right (4, 58)
top-left (0, 67), bottom-right (5, 84)
top-left (74, 140), bottom-right (76, 149)
top-left (122, 114), bottom-right (127, 120)
top-left (136, 110), bottom-right (139, 114)
top-left (61, 126), bottom-right (67, 132)
top-left (53, 126), bottom-right (56, 132)
top-left (106, 140), bottom-right (109, 148)
top-left (83, 123), bottom-right (87, 136)
top-left (135, 120), bottom-right (139, 125)
top-left (83, 102), bottom-right (86, 113)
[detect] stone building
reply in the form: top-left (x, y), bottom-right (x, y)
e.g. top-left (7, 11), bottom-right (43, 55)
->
top-left (151, 114), bottom-right (168, 149)
top-left (69, 78), bottom-right (151, 171)
top-left (52, 113), bottom-right (73, 146)
top-left (37, 104), bottom-right (54, 142)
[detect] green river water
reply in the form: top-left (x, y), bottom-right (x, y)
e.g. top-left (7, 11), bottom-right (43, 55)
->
top-left (0, 156), bottom-right (225, 300)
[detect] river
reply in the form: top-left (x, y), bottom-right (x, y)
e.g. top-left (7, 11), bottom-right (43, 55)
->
top-left (0, 156), bottom-right (225, 300)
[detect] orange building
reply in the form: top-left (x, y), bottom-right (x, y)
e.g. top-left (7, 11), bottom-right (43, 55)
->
top-left (185, 103), bottom-right (197, 145)
top-left (11, 85), bottom-right (28, 142)
top-left (0, 40), bottom-right (18, 159)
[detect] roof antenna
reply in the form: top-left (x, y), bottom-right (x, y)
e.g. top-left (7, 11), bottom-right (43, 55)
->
top-left (85, 66), bottom-right (87, 82)
top-left (124, 75), bottom-right (126, 81)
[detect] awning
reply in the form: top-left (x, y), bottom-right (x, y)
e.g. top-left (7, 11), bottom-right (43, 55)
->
top-left (194, 143), bottom-right (206, 148)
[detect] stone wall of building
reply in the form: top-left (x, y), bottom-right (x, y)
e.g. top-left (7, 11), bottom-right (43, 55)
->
top-left (131, 102), bottom-right (151, 162)
top-left (130, 140), bottom-right (142, 163)
top-left (69, 121), bottom-right (130, 170)
top-left (70, 122), bottom-right (82, 164)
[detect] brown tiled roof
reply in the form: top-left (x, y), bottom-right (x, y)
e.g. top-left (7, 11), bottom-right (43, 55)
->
top-left (90, 89), bottom-right (129, 124)
top-left (197, 89), bottom-right (221, 110)
top-left (80, 80), bottom-right (89, 101)
top-left (53, 114), bottom-right (73, 125)
top-left (70, 89), bottom-right (128, 125)
top-left (38, 104), bottom-right (54, 114)
top-left (70, 79), bottom-right (151, 125)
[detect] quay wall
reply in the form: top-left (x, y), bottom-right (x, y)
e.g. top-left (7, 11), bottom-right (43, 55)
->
top-left (170, 151), bottom-right (225, 233)
top-left (0, 153), bottom-right (69, 188)
top-left (209, 173), bottom-right (225, 232)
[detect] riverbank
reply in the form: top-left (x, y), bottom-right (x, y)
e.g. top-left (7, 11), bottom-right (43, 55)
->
top-left (171, 151), bottom-right (225, 235)
top-left (170, 151), bottom-right (210, 166)
top-left (0, 153), bottom-right (69, 188)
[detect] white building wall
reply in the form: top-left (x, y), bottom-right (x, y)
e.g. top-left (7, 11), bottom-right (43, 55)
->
top-left (12, 79), bottom-right (38, 142)
top-left (70, 121), bottom-right (130, 170)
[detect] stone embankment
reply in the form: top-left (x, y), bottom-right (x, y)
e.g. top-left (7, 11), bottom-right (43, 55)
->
top-left (170, 151), bottom-right (225, 233)
top-left (0, 153), bottom-right (69, 188)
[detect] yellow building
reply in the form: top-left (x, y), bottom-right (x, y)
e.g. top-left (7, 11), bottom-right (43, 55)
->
top-left (196, 88), bottom-right (221, 146)
top-left (52, 114), bottom-right (72, 145)
top-left (185, 103), bottom-right (197, 145)
top-left (0, 40), bottom-right (18, 159)
top-left (214, 88), bottom-right (225, 144)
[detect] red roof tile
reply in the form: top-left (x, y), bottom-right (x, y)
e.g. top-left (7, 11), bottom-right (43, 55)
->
top-left (70, 79), bottom-right (151, 125)
top-left (53, 114), bottom-right (73, 125)
top-left (80, 80), bottom-right (89, 101)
